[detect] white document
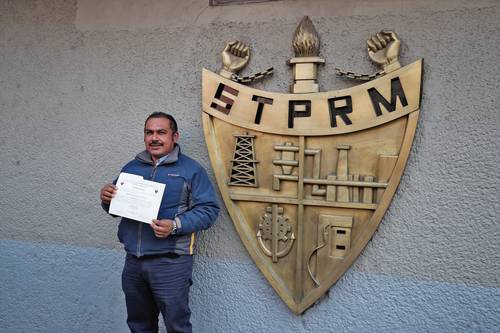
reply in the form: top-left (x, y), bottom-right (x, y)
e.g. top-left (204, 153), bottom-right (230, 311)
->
top-left (109, 172), bottom-right (166, 224)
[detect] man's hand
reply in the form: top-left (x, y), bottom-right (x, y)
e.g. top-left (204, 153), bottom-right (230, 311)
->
top-left (100, 183), bottom-right (117, 204)
top-left (367, 30), bottom-right (401, 72)
top-left (219, 41), bottom-right (250, 78)
top-left (151, 219), bottom-right (174, 238)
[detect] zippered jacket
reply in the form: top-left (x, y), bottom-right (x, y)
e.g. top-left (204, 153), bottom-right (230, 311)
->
top-left (102, 145), bottom-right (220, 256)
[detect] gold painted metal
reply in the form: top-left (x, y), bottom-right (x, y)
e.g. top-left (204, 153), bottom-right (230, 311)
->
top-left (219, 41), bottom-right (250, 79)
top-left (307, 214), bottom-right (353, 286)
top-left (219, 41), bottom-right (274, 84)
top-left (367, 31), bottom-right (401, 73)
top-left (257, 205), bottom-right (296, 262)
top-left (202, 17), bottom-right (423, 314)
top-left (228, 133), bottom-right (258, 187)
top-left (288, 16), bottom-right (325, 93)
top-left (336, 30), bottom-right (402, 80)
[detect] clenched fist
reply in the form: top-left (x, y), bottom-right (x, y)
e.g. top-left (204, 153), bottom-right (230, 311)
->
top-left (219, 41), bottom-right (250, 78)
top-left (367, 31), bottom-right (401, 72)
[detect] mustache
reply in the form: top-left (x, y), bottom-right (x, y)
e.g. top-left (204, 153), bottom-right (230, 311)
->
top-left (150, 141), bottom-right (163, 145)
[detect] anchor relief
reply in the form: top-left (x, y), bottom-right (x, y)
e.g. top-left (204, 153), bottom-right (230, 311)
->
top-left (257, 205), bottom-right (295, 263)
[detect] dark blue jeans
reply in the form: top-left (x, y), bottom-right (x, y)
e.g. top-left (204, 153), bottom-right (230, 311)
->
top-left (122, 253), bottom-right (193, 333)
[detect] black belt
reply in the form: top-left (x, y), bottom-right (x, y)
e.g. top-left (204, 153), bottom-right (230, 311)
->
top-left (131, 252), bottom-right (180, 260)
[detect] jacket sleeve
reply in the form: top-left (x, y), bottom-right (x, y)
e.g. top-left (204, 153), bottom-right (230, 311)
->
top-left (176, 166), bottom-right (220, 234)
top-left (101, 201), bottom-right (110, 213)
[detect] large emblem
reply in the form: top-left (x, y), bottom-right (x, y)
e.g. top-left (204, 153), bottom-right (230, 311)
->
top-left (202, 17), bottom-right (422, 314)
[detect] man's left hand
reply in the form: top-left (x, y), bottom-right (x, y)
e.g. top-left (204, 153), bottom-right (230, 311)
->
top-left (151, 219), bottom-right (174, 238)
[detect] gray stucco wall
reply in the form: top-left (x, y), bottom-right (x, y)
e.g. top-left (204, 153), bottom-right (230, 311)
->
top-left (1, 0), bottom-right (499, 332)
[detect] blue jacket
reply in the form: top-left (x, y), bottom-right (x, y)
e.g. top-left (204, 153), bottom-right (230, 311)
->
top-left (103, 145), bottom-right (219, 256)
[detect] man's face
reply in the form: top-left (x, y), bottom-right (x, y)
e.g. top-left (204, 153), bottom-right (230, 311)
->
top-left (144, 117), bottom-right (179, 162)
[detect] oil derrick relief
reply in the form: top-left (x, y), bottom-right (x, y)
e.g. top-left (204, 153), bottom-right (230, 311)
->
top-left (228, 133), bottom-right (258, 187)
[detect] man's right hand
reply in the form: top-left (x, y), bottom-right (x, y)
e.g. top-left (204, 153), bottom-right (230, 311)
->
top-left (100, 183), bottom-right (117, 204)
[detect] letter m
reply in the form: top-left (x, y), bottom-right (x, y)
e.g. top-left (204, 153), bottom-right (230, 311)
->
top-left (368, 77), bottom-right (408, 117)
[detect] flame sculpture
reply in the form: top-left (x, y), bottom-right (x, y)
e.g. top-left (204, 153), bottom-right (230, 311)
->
top-left (292, 16), bottom-right (320, 57)
top-left (288, 16), bottom-right (325, 93)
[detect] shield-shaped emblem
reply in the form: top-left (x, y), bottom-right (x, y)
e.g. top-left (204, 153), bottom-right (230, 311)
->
top-left (202, 18), bottom-right (422, 314)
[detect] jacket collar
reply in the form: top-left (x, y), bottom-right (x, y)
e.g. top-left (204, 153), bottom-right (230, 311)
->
top-left (135, 144), bottom-right (180, 166)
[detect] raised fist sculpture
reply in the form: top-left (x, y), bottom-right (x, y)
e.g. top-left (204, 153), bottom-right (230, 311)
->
top-left (367, 31), bottom-right (401, 72)
top-left (219, 41), bottom-right (250, 79)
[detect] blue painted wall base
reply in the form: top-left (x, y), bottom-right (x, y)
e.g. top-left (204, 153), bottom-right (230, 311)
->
top-left (1, 240), bottom-right (498, 332)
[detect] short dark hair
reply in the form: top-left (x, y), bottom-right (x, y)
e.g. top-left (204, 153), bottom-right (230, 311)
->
top-left (144, 112), bottom-right (178, 133)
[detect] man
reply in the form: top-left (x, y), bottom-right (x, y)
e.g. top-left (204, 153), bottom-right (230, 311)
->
top-left (100, 112), bottom-right (219, 333)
